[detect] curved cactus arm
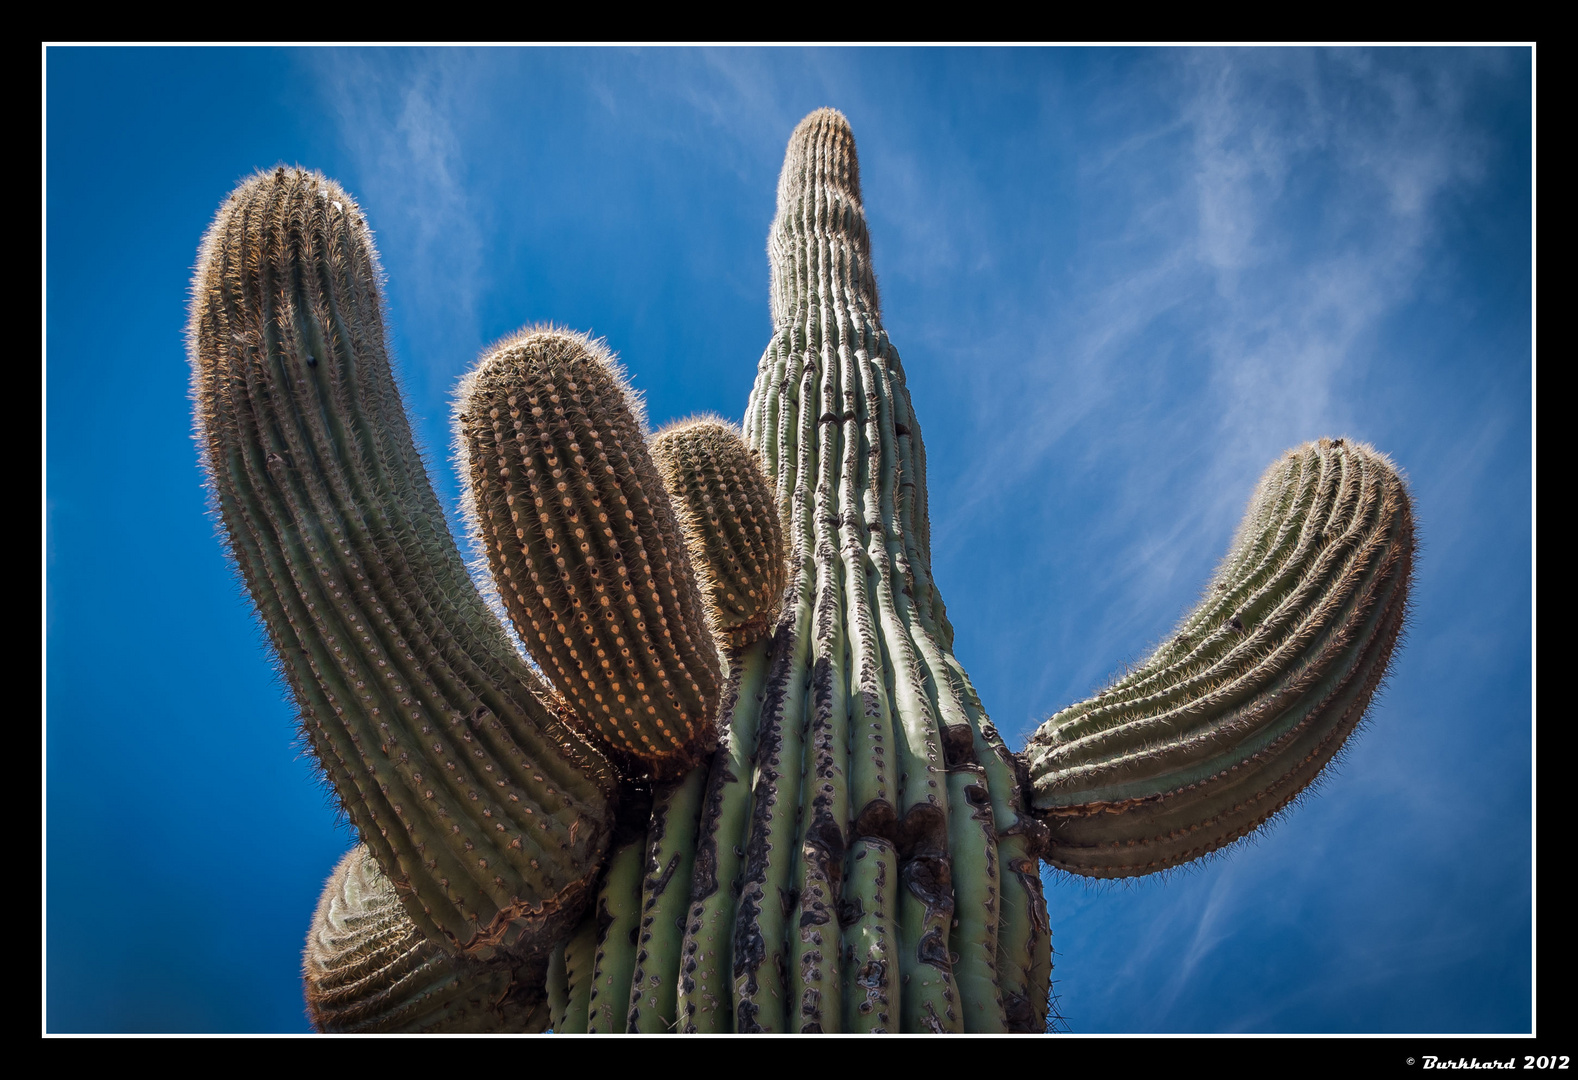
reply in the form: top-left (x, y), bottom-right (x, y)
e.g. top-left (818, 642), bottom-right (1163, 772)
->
top-left (304, 845), bottom-right (551, 1032)
top-left (1023, 438), bottom-right (1416, 877)
top-left (188, 168), bottom-right (619, 962)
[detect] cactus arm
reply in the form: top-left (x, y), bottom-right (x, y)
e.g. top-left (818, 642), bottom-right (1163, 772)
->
top-left (304, 845), bottom-right (551, 1032)
top-left (1023, 438), bottom-right (1415, 877)
top-left (188, 169), bottom-right (618, 961)
top-left (454, 329), bottom-right (723, 779)
top-left (649, 418), bottom-right (787, 650)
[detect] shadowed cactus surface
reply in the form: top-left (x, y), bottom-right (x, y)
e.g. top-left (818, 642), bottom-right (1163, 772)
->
top-left (190, 109), bottom-right (1416, 1034)
top-left (305, 844), bottom-right (552, 1033)
top-left (188, 168), bottom-right (617, 965)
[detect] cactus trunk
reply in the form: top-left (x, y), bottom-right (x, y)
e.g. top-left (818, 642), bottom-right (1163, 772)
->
top-left (743, 109), bottom-right (1052, 1033)
top-left (542, 109), bottom-right (1052, 1034)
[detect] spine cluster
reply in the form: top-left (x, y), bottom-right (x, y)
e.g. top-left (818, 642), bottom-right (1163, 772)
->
top-left (1023, 437), bottom-right (1415, 876)
top-left (649, 417), bottom-right (787, 649)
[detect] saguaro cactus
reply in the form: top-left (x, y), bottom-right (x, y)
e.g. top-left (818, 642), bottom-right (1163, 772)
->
top-left (190, 108), bottom-right (1415, 1034)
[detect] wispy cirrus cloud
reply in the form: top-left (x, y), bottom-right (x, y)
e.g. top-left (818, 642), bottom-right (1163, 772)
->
top-left (902, 50), bottom-right (1496, 725)
top-left (304, 48), bottom-right (490, 394)
top-left (1182, 49), bottom-right (1489, 471)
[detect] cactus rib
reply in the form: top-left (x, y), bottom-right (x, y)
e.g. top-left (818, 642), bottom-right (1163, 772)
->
top-left (304, 845), bottom-right (551, 1032)
top-left (649, 417), bottom-right (787, 650)
top-left (738, 108), bottom-right (1050, 1031)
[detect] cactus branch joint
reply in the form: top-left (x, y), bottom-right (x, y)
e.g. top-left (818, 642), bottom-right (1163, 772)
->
top-left (188, 108), bottom-right (1415, 1033)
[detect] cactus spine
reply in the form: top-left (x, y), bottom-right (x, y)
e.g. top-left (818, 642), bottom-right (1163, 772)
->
top-left (1024, 438), bottom-right (1415, 876)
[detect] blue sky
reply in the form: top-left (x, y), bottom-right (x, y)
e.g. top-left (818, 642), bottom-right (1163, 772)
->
top-left (44, 46), bottom-right (1533, 1035)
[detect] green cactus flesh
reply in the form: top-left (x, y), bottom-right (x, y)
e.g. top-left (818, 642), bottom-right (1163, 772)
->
top-left (191, 110), bottom-right (1416, 1034)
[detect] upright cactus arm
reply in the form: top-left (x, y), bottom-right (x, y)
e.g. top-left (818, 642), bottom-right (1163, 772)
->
top-left (1023, 438), bottom-right (1415, 877)
top-left (188, 168), bottom-right (619, 962)
top-left (454, 329), bottom-right (722, 780)
top-left (649, 417), bottom-right (787, 651)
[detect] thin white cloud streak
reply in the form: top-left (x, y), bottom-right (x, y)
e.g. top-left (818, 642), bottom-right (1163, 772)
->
top-left (306, 50), bottom-right (489, 392)
top-left (301, 50), bottom-right (518, 653)
top-left (1184, 49), bottom-right (1487, 472)
top-left (906, 51), bottom-right (1492, 723)
top-left (1155, 862), bottom-right (1240, 1020)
